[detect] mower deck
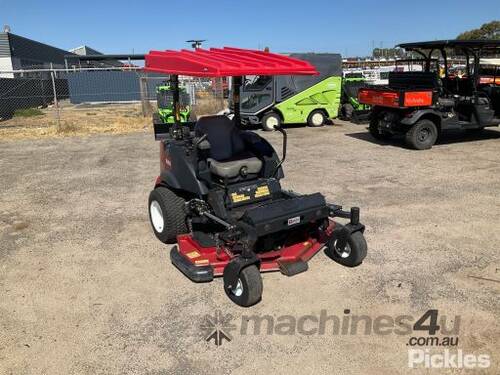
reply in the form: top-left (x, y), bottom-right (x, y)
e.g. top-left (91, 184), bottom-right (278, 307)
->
top-left (171, 220), bottom-right (335, 282)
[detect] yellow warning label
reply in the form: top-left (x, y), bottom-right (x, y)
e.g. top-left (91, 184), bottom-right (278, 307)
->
top-left (231, 193), bottom-right (251, 203)
top-left (254, 185), bottom-right (270, 198)
top-left (186, 250), bottom-right (200, 259)
top-left (195, 259), bottom-right (209, 265)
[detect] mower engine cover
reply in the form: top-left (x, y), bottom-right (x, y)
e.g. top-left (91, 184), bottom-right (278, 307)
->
top-left (241, 193), bottom-right (329, 236)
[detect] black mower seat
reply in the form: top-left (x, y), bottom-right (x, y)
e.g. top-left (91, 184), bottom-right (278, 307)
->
top-left (208, 156), bottom-right (262, 178)
top-left (195, 115), bottom-right (262, 178)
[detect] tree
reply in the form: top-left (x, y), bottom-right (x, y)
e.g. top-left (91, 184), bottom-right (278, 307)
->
top-left (372, 47), bottom-right (405, 59)
top-left (457, 20), bottom-right (500, 40)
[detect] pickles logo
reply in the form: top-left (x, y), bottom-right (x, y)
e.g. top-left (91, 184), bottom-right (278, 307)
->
top-left (200, 310), bottom-right (236, 346)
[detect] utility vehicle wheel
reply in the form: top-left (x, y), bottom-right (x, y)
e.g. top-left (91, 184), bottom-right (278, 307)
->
top-left (262, 112), bottom-right (281, 131)
top-left (224, 265), bottom-right (263, 307)
top-left (148, 186), bottom-right (187, 244)
top-left (326, 230), bottom-right (367, 267)
top-left (369, 117), bottom-right (392, 140)
top-left (405, 119), bottom-right (438, 150)
top-left (341, 103), bottom-right (354, 120)
top-left (307, 110), bottom-right (326, 127)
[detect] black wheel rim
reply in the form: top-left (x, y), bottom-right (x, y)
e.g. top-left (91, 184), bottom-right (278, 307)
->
top-left (418, 126), bottom-right (431, 142)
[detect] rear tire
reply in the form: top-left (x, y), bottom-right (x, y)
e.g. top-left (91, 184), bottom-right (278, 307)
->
top-left (262, 112), bottom-right (281, 131)
top-left (341, 103), bottom-right (354, 120)
top-left (307, 110), bottom-right (326, 127)
top-left (369, 117), bottom-right (392, 140)
top-left (148, 186), bottom-right (187, 244)
top-left (224, 265), bottom-right (263, 307)
top-left (405, 119), bottom-right (438, 150)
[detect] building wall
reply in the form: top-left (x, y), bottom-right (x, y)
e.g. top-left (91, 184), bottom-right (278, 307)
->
top-left (0, 57), bottom-right (14, 77)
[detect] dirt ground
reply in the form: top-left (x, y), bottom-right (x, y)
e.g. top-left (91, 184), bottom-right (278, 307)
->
top-left (0, 121), bottom-right (499, 374)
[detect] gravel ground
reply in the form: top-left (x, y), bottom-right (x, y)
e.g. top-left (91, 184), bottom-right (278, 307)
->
top-left (1, 121), bottom-right (499, 374)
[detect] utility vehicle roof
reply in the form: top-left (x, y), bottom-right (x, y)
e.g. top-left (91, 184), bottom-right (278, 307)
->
top-left (144, 47), bottom-right (319, 77)
top-left (398, 40), bottom-right (500, 52)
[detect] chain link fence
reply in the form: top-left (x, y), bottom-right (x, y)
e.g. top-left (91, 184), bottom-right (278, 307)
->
top-left (0, 66), bottom-right (227, 139)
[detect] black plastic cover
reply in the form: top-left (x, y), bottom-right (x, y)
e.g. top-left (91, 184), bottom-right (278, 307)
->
top-left (241, 193), bottom-right (329, 236)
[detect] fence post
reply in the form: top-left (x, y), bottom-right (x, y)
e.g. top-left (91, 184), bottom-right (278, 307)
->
top-left (139, 76), bottom-right (152, 117)
top-left (50, 70), bottom-right (61, 130)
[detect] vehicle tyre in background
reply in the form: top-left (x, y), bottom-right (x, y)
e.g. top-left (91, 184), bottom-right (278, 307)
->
top-left (307, 110), bottom-right (326, 127)
top-left (405, 119), bottom-right (438, 150)
top-left (262, 112), bottom-right (281, 131)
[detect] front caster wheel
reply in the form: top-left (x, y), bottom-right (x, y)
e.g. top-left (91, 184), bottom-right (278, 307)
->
top-left (224, 265), bottom-right (263, 307)
top-left (326, 230), bottom-right (367, 267)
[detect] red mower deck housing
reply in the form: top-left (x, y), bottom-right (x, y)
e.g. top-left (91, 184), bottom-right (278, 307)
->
top-left (175, 220), bottom-right (335, 277)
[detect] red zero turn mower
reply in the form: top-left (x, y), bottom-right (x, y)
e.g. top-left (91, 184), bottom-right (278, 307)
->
top-left (145, 47), bottom-right (367, 306)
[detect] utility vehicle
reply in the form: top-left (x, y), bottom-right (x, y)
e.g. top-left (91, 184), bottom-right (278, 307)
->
top-left (154, 84), bottom-right (191, 124)
top-left (239, 53), bottom-right (343, 131)
top-left (358, 40), bottom-right (500, 149)
top-left (144, 47), bottom-right (367, 306)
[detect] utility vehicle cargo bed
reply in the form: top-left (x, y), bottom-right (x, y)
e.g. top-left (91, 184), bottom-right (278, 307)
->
top-left (358, 86), bottom-right (434, 108)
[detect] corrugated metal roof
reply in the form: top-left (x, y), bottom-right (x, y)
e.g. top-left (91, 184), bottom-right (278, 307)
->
top-left (70, 45), bottom-right (102, 56)
top-left (7, 32), bottom-right (74, 64)
top-left (0, 32), bottom-right (11, 57)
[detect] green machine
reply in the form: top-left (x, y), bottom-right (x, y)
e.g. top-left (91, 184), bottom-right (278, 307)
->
top-left (154, 84), bottom-right (191, 124)
top-left (339, 74), bottom-right (371, 123)
top-left (239, 53), bottom-right (343, 130)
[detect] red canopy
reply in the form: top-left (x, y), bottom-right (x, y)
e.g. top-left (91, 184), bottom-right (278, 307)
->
top-left (144, 47), bottom-right (319, 77)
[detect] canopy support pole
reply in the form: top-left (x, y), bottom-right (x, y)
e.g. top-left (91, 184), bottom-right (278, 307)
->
top-left (170, 74), bottom-right (180, 125)
top-left (232, 76), bottom-right (242, 126)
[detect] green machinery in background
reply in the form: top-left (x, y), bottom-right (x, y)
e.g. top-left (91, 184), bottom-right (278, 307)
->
top-left (339, 74), bottom-right (371, 123)
top-left (154, 84), bottom-right (191, 124)
top-left (239, 53), bottom-right (370, 130)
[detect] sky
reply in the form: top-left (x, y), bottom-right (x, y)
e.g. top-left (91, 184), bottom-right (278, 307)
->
top-left (1, 0), bottom-right (499, 57)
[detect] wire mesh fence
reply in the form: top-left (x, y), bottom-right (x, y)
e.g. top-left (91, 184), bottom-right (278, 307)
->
top-left (0, 66), bottom-right (228, 139)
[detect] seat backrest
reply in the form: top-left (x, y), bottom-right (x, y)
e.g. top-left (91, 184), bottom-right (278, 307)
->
top-left (194, 115), bottom-right (245, 161)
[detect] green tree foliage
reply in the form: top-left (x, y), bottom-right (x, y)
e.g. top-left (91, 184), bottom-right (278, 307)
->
top-left (372, 48), bottom-right (405, 59)
top-left (457, 20), bottom-right (500, 40)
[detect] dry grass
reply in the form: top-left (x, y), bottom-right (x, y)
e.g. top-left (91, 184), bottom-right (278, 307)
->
top-left (0, 101), bottom-right (150, 141)
top-left (0, 92), bottom-right (228, 141)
